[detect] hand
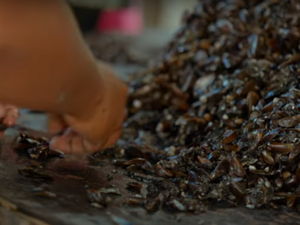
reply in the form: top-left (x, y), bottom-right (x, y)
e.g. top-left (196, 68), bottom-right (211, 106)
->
top-left (49, 64), bottom-right (128, 155)
top-left (0, 104), bottom-right (18, 137)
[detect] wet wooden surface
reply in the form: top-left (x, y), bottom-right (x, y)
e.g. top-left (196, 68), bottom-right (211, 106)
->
top-left (0, 114), bottom-right (300, 225)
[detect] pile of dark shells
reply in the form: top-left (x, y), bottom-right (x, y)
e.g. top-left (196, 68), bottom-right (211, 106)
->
top-left (117, 0), bottom-right (300, 212)
top-left (13, 133), bottom-right (64, 162)
top-left (14, 0), bottom-right (300, 214)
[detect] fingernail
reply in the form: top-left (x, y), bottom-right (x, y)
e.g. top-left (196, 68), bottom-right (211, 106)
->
top-left (49, 137), bottom-right (59, 148)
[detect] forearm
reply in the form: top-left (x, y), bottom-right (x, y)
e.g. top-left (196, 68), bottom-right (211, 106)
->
top-left (0, 0), bottom-right (103, 117)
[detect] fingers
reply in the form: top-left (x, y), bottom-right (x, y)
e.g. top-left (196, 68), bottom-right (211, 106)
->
top-left (49, 127), bottom-right (122, 155)
top-left (0, 104), bottom-right (19, 127)
top-left (50, 128), bottom-right (74, 151)
top-left (50, 128), bottom-right (102, 155)
top-left (3, 105), bottom-right (19, 126)
top-left (102, 129), bottom-right (121, 149)
top-left (49, 130), bottom-right (123, 156)
top-left (47, 113), bottom-right (67, 134)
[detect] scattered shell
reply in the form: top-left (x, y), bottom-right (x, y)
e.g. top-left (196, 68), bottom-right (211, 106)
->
top-left (268, 142), bottom-right (294, 154)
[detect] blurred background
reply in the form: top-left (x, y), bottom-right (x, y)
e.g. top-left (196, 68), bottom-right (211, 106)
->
top-left (68, 0), bottom-right (198, 78)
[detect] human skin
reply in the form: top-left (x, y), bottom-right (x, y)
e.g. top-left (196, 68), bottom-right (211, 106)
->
top-left (0, 0), bottom-right (128, 154)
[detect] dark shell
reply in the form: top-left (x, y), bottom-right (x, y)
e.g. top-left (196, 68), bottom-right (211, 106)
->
top-left (154, 164), bottom-right (173, 178)
top-left (268, 142), bottom-right (294, 154)
top-left (165, 199), bottom-right (186, 212)
top-left (145, 198), bottom-right (160, 213)
top-left (13, 133), bottom-right (64, 161)
top-left (261, 150), bottom-right (275, 165)
top-left (18, 166), bottom-right (53, 181)
top-left (126, 182), bottom-right (143, 193)
top-left (229, 153), bottom-right (246, 177)
top-left (222, 130), bottom-right (239, 144)
top-left (277, 115), bottom-right (300, 128)
top-left (210, 158), bottom-right (230, 180)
